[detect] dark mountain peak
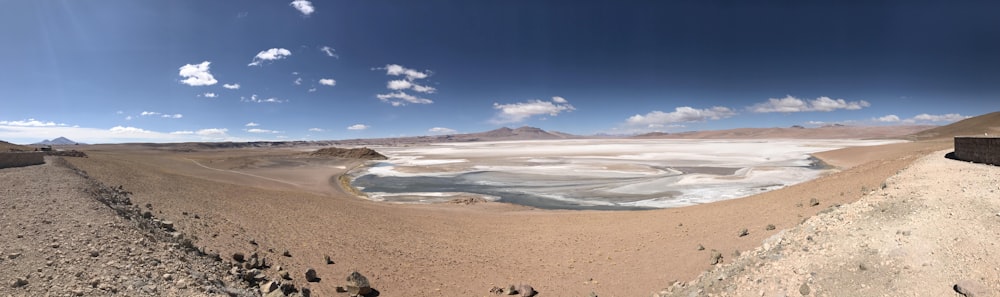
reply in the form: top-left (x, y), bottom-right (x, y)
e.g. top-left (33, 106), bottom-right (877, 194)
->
top-left (33, 137), bottom-right (84, 145)
top-left (513, 126), bottom-right (546, 133)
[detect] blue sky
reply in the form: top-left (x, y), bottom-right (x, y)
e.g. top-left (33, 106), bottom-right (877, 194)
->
top-left (2, 1), bottom-right (999, 144)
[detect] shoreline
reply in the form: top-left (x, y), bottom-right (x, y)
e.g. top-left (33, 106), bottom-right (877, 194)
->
top-left (335, 146), bottom-right (855, 211)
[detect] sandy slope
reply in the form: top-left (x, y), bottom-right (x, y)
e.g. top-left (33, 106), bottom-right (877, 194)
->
top-left (59, 140), bottom-right (948, 297)
top-left (660, 150), bottom-right (1000, 297)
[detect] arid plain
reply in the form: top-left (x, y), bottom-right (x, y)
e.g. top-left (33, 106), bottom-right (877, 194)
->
top-left (5, 115), bottom-right (999, 296)
top-left (52, 130), bottom-right (957, 297)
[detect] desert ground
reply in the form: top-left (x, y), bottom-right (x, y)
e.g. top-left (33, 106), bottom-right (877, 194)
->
top-left (1, 135), bottom-right (940, 297)
top-left (7, 117), bottom-right (996, 297)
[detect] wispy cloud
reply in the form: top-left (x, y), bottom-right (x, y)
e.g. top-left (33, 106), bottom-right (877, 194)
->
top-left (873, 113), bottom-right (969, 124)
top-left (319, 78), bottom-right (336, 86)
top-left (223, 83), bottom-right (241, 90)
top-left (140, 111), bottom-right (160, 116)
top-left (241, 94), bottom-right (286, 103)
top-left (161, 114), bottom-right (183, 119)
top-left (308, 127), bottom-right (324, 132)
top-left (178, 61), bottom-right (218, 86)
top-left (289, 0), bottom-right (314, 16)
top-left (248, 48), bottom-right (292, 66)
top-left (0, 118), bottom-right (66, 127)
top-left (202, 92), bottom-right (218, 98)
top-left (245, 122), bottom-right (260, 127)
top-left (749, 95), bottom-right (870, 113)
top-left (912, 113), bottom-right (968, 122)
top-left (428, 127), bottom-right (457, 134)
top-left (293, 77), bottom-right (302, 85)
top-left (319, 46), bottom-right (337, 58)
top-left (874, 115), bottom-right (901, 122)
top-left (376, 92), bottom-right (432, 106)
top-left (195, 128), bottom-right (228, 136)
top-left (626, 106), bottom-right (736, 127)
top-left (491, 97), bottom-right (575, 124)
top-left (246, 128), bottom-right (279, 134)
top-left (347, 124), bottom-right (369, 130)
top-left (375, 64), bottom-right (436, 106)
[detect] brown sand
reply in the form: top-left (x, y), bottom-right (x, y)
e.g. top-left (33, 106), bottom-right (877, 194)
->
top-left (61, 140), bottom-right (950, 296)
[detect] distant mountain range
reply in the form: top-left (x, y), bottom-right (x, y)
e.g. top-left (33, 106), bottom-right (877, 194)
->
top-left (33, 137), bottom-right (85, 146)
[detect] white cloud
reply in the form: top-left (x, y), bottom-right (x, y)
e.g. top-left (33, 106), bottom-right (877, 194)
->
top-left (242, 94), bottom-right (286, 103)
top-left (319, 78), bottom-right (336, 86)
top-left (223, 83), bottom-right (241, 90)
top-left (109, 126), bottom-right (154, 134)
top-left (245, 122), bottom-right (260, 127)
top-left (248, 48), bottom-right (292, 66)
top-left (161, 114), bottom-right (183, 119)
top-left (125, 116), bottom-right (133, 121)
top-left (308, 128), bottom-right (324, 132)
top-left (626, 106), bottom-right (736, 126)
top-left (307, 88), bottom-right (317, 92)
top-left (203, 92), bottom-right (218, 98)
top-left (875, 114), bottom-right (901, 122)
top-left (911, 113), bottom-right (969, 122)
top-left (491, 97), bottom-right (576, 124)
top-left (374, 64), bottom-right (437, 106)
top-left (116, 111), bottom-right (123, 115)
top-left (410, 84), bottom-right (436, 94)
top-left (749, 95), bottom-right (870, 113)
top-left (247, 128), bottom-right (279, 134)
top-left (320, 46), bottom-right (337, 58)
top-left (387, 80), bottom-right (412, 90)
top-left (140, 111), bottom-right (161, 116)
top-left (169, 131), bottom-right (194, 135)
top-left (552, 96), bottom-right (568, 103)
top-left (383, 64), bottom-right (429, 80)
top-left (294, 77), bottom-right (303, 85)
top-left (347, 124), bottom-right (369, 131)
top-left (178, 61), bottom-right (218, 86)
top-left (428, 127), bottom-right (457, 134)
top-left (376, 92), bottom-right (433, 106)
top-left (196, 128), bottom-right (228, 136)
top-left (0, 118), bottom-right (65, 127)
top-left (289, 0), bottom-right (314, 16)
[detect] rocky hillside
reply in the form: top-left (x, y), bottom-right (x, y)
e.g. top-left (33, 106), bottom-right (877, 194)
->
top-left (310, 147), bottom-right (387, 160)
top-left (0, 140), bottom-right (32, 152)
top-left (634, 125), bottom-right (935, 140)
top-left (0, 158), bottom-right (260, 296)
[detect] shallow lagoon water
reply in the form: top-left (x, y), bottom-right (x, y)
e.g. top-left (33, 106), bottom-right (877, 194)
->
top-left (351, 139), bottom-right (902, 210)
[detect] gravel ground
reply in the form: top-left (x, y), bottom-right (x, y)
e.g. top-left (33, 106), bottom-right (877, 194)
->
top-left (658, 150), bottom-right (1000, 297)
top-left (0, 157), bottom-right (260, 297)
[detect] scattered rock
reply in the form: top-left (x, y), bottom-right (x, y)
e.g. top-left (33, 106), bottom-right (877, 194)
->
top-left (809, 198), bottom-right (820, 207)
top-left (505, 284), bottom-right (518, 295)
top-left (489, 286), bottom-right (504, 294)
top-left (282, 250), bottom-right (291, 257)
top-left (738, 228), bottom-right (749, 237)
top-left (232, 252), bottom-right (245, 262)
top-left (519, 284), bottom-right (537, 297)
top-left (766, 224), bottom-right (776, 230)
top-left (799, 282), bottom-right (810, 295)
top-left (89, 250), bottom-right (100, 257)
top-left (589, 291), bottom-right (599, 297)
top-left (10, 277), bottom-right (28, 288)
top-left (304, 268), bottom-right (320, 282)
top-left (345, 271), bottom-right (372, 296)
top-left (858, 263), bottom-right (868, 271)
top-left (280, 271), bottom-right (291, 280)
top-left (260, 281), bottom-right (279, 294)
top-left (954, 279), bottom-right (987, 297)
top-left (710, 250), bottom-right (723, 265)
top-left (7, 252), bottom-right (21, 259)
top-left (324, 254), bottom-right (334, 264)
top-left (696, 244), bottom-right (705, 251)
top-left (161, 220), bottom-right (175, 231)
